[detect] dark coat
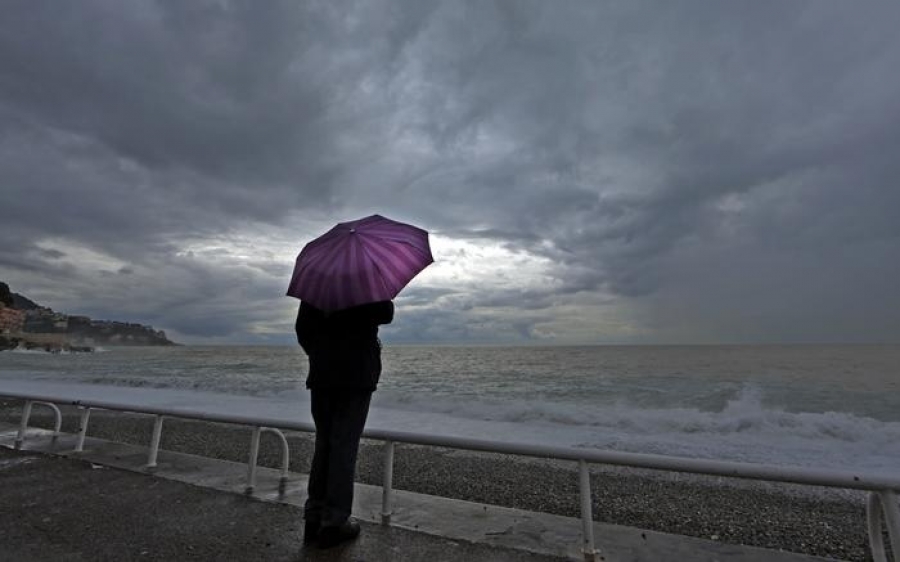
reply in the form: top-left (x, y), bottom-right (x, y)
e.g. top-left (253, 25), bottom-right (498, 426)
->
top-left (295, 300), bottom-right (394, 391)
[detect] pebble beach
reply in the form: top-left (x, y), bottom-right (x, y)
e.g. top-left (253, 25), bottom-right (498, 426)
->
top-left (0, 400), bottom-right (876, 562)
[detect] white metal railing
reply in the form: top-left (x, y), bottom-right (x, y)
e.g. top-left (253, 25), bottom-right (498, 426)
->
top-left (10, 396), bottom-right (292, 498)
top-left (2, 389), bottom-right (899, 562)
top-left (14, 400), bottom-right (62, 449)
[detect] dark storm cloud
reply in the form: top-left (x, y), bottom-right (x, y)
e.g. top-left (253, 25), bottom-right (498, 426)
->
top-left (0, 2), bottom-right (339, 237)
top-left (2, 1), bottom-right (899, 343)
top-left (0, 3), bottom-right (323, 178)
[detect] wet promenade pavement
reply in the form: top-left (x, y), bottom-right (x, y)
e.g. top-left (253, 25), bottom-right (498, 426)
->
top-left (0, 447), bottom-right (560, 562)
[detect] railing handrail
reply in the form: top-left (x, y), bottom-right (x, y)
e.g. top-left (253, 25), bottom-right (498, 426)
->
top-left (2, 387), bottom-right (898, 492)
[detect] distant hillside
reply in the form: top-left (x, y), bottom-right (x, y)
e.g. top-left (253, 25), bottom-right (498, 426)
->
top-left (11, 292), bottom-right (40, 310)
top-left (0, 281), bottom-right (176, 347)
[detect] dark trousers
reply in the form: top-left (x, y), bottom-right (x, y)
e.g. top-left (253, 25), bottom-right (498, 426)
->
top-left (305, 389), bottom-right (372, 527)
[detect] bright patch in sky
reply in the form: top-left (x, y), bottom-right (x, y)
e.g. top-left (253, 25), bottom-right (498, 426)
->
top-left (35, 238), bottom-right (129, 273)
top-left (172, 226), bottom-right (558, 299)
top-left (417, 234), bottom-right (558, 293)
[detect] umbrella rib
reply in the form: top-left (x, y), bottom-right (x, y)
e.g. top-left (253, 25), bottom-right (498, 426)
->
top-left (358, 240), bottom-right (404, 297)
top-left (361, 239), bottom-right (427, 294)
top-left (307, 234), bottom-right (351, 310)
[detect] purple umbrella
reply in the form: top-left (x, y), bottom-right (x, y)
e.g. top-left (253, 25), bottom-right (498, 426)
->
top-left (286, 214), bottom-right (434, 312)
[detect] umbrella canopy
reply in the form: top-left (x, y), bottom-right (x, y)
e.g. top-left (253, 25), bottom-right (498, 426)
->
top-left (286, 214), bottom-right (434, 312)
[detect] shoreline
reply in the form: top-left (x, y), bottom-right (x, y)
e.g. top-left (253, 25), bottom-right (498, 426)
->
top-left (0, 401), bottom-right (871, 561)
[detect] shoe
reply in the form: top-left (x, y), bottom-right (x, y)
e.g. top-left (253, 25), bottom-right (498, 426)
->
top-left (317, 519), bottom-right (361, 548)
top-left (303, 519), bottom-right (320, 545)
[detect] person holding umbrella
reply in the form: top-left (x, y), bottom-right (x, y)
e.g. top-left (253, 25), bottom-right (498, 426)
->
top-left (288, 215), bottom-right (433, 548)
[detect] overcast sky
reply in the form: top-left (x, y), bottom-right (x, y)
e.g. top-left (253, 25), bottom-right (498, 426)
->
top-left (2, 1), bottom-right (899, 345)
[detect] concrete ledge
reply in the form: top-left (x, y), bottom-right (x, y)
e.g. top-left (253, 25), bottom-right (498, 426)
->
top-left (0, 424), bottom-right (841, 562)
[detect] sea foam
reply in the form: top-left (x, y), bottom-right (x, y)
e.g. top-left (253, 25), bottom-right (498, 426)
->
top-left (370, 386), bottom-right (900, 472)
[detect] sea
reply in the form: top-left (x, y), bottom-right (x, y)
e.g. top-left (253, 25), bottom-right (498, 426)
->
top-left (1, 344), bottom-right (898, 474)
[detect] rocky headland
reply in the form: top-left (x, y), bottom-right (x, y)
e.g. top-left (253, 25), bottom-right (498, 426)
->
top-left (0, 282), bottom-right (176, 352)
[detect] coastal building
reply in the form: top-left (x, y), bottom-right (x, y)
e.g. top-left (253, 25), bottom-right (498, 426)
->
top-left (23, 308), bottom-right (68, 333)
top-left (0, 306), bottom-right (26, 334)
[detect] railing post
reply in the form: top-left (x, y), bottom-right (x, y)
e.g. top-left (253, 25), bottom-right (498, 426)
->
top-left (381, 440), bottom-right (395, 525)
top-left (14, 400), bottom-right (33, 450)
top-left (579, 459), bottom-right (599, 562)
top-left (75, 407), bottom-right (92, 452)
top-left (36, 402), bottom-right (63, 442)
top-left (146, 415), bottom-right (164, 470)
top-left (245, 426), bottom-right (262, 494)
top-left (14, 401), bottom-right (62, 448)
top-left (260, 427), bottom-right (290, 495)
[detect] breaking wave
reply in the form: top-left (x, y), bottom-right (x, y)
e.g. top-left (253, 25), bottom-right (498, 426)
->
top-left (371, 386), bottom-right (900, 472)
